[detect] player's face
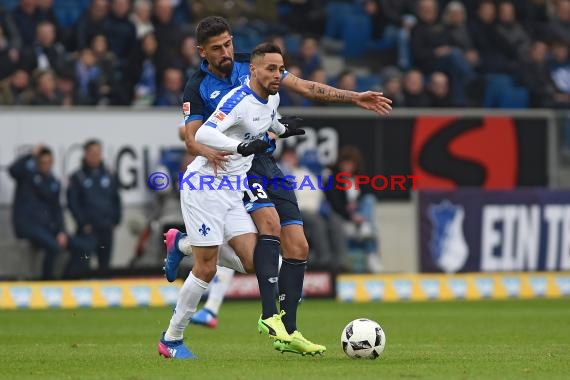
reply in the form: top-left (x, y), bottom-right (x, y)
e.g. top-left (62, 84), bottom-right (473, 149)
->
top-left (251, 53), bottom-right (285, 96)
top-left (84, 144), bottom-right (102, 168)
top-left (199, 32), bottom-right (234, 76)
top-left (37, 154), bottom-right (53, 176)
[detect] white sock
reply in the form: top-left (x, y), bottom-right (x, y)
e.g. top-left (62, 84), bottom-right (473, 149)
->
top-left (217, 244), bottom-right (246, 273)
top-left (164, 271), bottom-right (209, 341)
top-left (204, 266), bottom-right (235, 316)
top-left (177, 236), bottom-right (193, 256)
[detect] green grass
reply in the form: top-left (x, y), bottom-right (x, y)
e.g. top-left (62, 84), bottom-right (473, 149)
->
top-left (1, 299), bottom-right (569, 380)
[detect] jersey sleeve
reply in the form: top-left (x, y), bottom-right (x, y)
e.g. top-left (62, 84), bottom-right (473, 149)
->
top-left (182, 75), bottom-right (206, 123)
top-left (202, 95), bottom-right (242, 133)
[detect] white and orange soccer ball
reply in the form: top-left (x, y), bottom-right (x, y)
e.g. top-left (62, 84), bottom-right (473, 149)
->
top-left (341, 318), bottom-right (386, 359)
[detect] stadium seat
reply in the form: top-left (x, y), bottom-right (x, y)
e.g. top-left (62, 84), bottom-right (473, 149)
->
top-left (325, 2), bottom-right (361, 40)
top-left (357, 74), bottom-right (381, 92)
top-left (483, 74), bottom-right (530, 109)
top-left (341, 14), bottom-right (373, 59)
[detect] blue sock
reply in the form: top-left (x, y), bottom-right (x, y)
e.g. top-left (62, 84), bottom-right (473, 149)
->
top-left (278, 258), bottom-right (306, 334)
top-left (254, 235), bottom-right (281, 319)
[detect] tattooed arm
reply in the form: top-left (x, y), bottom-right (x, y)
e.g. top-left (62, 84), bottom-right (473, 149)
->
top-left (281, 72), bottom-right (393, 115)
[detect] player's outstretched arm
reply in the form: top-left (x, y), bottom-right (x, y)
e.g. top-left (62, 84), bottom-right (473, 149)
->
top-left (281, 73), bottom-right (392, 115)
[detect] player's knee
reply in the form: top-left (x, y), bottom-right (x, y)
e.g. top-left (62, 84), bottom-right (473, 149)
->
top-left (283, 237), bottom-right (309, 260)
top-left (192, 261), bottom-right (217, 282)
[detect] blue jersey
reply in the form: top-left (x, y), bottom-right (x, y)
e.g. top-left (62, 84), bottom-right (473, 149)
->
top-left (181, 53), bottom-right (287, 153)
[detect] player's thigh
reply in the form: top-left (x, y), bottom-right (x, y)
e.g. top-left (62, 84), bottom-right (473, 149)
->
top-left (250, 205), bottom-right (281, 236)
top-left (224, 199), bottom-right (257, 269)
top-left (181, 188), bottom-right (228, 246)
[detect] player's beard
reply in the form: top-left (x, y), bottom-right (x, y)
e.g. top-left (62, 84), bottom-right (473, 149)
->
top-left (266, 82), bottom-right (280, 95)
top-left (217, 58), bottom-right (234, 75)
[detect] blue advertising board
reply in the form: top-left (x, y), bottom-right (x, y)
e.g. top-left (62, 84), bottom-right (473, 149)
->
top-left (419, 189), bottom-right (570, 273)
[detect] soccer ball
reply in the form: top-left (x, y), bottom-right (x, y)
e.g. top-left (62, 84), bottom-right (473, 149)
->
top-left (341, 318), bottom-right (386, 359)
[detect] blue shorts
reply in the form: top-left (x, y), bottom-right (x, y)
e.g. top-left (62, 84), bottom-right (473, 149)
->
top-left (243, 154), bottom-right (303, 226)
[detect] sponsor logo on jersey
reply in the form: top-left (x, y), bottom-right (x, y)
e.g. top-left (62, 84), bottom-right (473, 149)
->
top-left (213, 110), bottom-right (226, 122)
top-left (182, 102), bottom-right (191, 115)
top-left (210, 90), bottom-right (221, 99)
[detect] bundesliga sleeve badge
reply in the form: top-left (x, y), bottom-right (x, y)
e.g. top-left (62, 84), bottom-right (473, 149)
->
top-left (182, 102), bottom-right (191, 116)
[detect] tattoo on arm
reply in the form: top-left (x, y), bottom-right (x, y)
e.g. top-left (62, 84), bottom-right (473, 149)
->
top-left (286, 74), bottom-right (355, 103)
top-left (309, 83), bottom-right (351, 103)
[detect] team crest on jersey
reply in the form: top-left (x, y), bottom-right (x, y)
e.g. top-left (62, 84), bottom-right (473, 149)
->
top-left (182, 102), bottom-right (191, 115)
top-left (213, 110), bottom-right (226, 122)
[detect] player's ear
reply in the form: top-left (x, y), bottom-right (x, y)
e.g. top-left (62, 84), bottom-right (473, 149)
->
top-left (249, 63), bottom-right (256, 77)
top-left (198, 45), bottom-right (206, 59)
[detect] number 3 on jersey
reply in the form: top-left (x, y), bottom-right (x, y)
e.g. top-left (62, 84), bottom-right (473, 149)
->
top-left (244, 182), bottom-right (267, 203)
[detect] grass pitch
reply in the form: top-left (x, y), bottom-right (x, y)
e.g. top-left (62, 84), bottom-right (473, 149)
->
top-left (1, 298), bottom-right (569, 380)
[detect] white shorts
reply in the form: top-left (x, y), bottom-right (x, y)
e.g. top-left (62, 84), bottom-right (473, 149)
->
top-left (181, 174), bottom-right (257, 246)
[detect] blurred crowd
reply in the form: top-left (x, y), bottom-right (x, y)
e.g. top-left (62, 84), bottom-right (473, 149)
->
top-left (0, 0), bottom-right (568, 108)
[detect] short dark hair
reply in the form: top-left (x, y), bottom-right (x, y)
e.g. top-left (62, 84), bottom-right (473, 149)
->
top-left (37, 147), bottom-right (52, 158)
top-left (251, 43), bottom-right (283, 61)
top-left (83, 139), bottom-right (101, 151)
top-left (195, 16), bottom-right (232, 46)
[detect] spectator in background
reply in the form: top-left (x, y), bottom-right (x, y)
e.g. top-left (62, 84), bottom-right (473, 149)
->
top-left (0, 69), bottom-right (33, 105)
top-left (105, 0), bottom-right (136, 65)
top-left (324, 146), bottom-right (383, 273)
top-left (20, 21), bottom-right (67, 75)
top-left (279, 0), bottom-right (327, 36)
top-left (443, 1), bottom-right (480, 69)
top-left (337, 69), bottom-right (357, 92)
top-left (296, 36), bottom-right (322, 78)
top-left (470, 0), bottom-right (514, 74)
top-left (495, 1), bottom-right (531, 61)
top-left (56, 69), bottom-right (75, 106)
top-left (549, 0), bottom-right (570, 46)
top-left (152, 0), bottom-right (183, 78)
top-left (74, 48), bottom-right (105, 105)
top-left (403, 69), bottom-right (430, 107)
top-left (130, 0), bottom-right (154, 39)
top-left (75, 0), bottom-right (109, 52)
top-left (427, 71), bottom-right (454, 107)
top-left (67, 139), bottom-right (122, 273)
top-left (380, 67), bottom-right (405, 107)
top-left (548, 40), bottom-right (570, 107)
top-left (8, 145), bottom-right (89, 280)
top-left (31, 69), bottom-right (63, 105)
top-left (518, 40), bottom-right (558, 107)
top-left (363, 0), bottom-right (415, 69)
top-left (279, 146), bottom-right (348, 272)
top-left (154, 66), bottom-right (183, 106)
top-left (410, 0), bottom-right (476, 105)
top-left (6, 0), bottom-right (42, 48)
top-left (0, 23), bottom-right (20, 79)
top-left (177, 35), bottom-right (200, 81)
top-left (90, 34), bottom-right (118, 94)
top-left (128, 32), bottom-right (159, 106)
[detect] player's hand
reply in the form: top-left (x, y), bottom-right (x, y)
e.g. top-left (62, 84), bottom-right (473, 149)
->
top-left (201, 145), bottom-right (231, 176)
top-left (237, 140), bottom-right (270, 156)
top-left (278, 116), bottom-right (306, 138)
top-left (354, 91), bottom-right (392, 116)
